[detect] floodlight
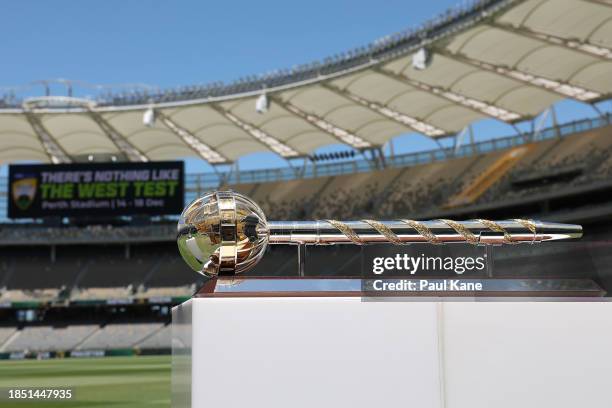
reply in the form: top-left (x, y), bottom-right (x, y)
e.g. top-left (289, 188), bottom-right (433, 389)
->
top-left (255, 93), bottom-right (269, 114)
top-left (412, 48), bottom-right (431, 70)
top-left (143, 107), bottom-right (156, 127)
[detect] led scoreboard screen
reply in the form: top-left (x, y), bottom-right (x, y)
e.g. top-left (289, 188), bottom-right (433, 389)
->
top-left (8, 161), bottom-right (184, 218)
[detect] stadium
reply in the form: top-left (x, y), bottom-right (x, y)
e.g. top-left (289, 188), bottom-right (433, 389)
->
top-left (1, 0), bottom-right (612, 406)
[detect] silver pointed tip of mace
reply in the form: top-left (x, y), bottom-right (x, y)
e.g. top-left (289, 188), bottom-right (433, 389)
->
top-left (538, 222), bottom-right (583, 241)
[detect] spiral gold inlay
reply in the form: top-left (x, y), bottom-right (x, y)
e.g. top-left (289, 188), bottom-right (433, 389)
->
top-left (400, 219), bottom-right (441, 244)
top-left (513, 218), bottom-right (537, 242)
top-left (438, 219), bottom-right (479, 244)
top-left (362, 220), bottom-right (405, 244)
top-left (476, 219), bottom-right (515, 244)
top-left (326, 220), bottom-right (364, 244)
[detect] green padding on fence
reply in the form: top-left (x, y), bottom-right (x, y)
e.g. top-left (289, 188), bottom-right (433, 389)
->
top-left (105, 349), bottom-right (136, 357)
top-left (11, 301), bottom-right (44, 308)
top-left (69, 300), bottom-right (106, 306)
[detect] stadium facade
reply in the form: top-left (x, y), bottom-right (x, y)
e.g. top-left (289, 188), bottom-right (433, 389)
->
top-left (1, 0), bottom-right (612, 357)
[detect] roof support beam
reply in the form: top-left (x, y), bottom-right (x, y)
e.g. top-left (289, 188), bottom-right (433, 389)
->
top-left (433, 138), bottom-right (451, 159)
top-left (589, 101), bottom-right (611, 121)
top-left (490, 22), bottom-right (612, 60)
top-left (439, 50), bottom-right (602, 102)
top-left (453, 126), bottom-right (468, 156)
top-left (157, 111), bottom-right (230, 164)
top-left (210, 105), bottom-right (301, 158)
top-left (584, 0), bottom-right (612, 6)
top-left (23, 109), bottom-right (72, 164)
top-left (270, 97), bottom-right (372, 149)
top-left (321, 83), bottom-right (448, 137)
top-left (375, 67), bottom-right (523, 122)
top-left (88, 110), bottom-right (148, 162)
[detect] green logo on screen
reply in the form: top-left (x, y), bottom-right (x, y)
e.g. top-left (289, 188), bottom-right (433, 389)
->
top-left (12, 176), bottom-right (38, 210)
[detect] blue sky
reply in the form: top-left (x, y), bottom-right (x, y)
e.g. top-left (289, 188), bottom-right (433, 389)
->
top-left (1, 1), bottom-right (610, 174)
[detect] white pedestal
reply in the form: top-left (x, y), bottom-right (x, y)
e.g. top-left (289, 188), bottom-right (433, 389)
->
top-left (173, 297), bottom-right (612, 408)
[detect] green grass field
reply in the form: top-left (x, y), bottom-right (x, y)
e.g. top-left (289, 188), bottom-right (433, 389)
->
top-left (0, 355), bottom-right (170, 408)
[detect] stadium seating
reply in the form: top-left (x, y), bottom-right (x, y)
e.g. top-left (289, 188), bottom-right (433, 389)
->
top-left (0, 241), bottom-right (200, 302)
top-left (0, 224), bottom-right (175, 245)
top-left (1, 247), bottom-right (81, 290)
top-left (0, 289), bottom-right (59, 302)
top-left (479, 127), bottom-right (612, 204)
top-left (76, 323), bottom-right (164, 350)
top-left (137, 286), bottom-right (194, 299)
top-left (71, 287), bottom-right (131, 301)
top-left (0, 327), bottom-right (17, 349)
top-left (145, 253), bottom-right (201, 287)
top-left (0, 323), bottom-right (172, 353)
top-left (135, 324), bottom-right (171, 349)
top-left (1, 325), bottom-right (99, 352)
top-left (225, 124), bottom-right (612, 220)
top-left (75, 246), bottom-right (157, 288)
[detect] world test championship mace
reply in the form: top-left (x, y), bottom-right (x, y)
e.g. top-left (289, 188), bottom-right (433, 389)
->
top-left (176, 191), bottom-right (583, 277)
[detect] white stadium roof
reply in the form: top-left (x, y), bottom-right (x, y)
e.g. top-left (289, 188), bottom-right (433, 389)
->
top-left (1, 0), bottom-right (611, 165)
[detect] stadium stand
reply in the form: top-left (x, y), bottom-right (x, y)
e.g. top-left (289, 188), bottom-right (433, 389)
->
top-left (76, 323), bottom-right (165, 350)
top-left (135, 324), bottom-right (171, 350)
top-left (2, 247), bottom-right (80, 290)
top-left (1, 325), bottom-right (99, 353)
top-left (444, 146), bottom-right (533, 207)
top-left (0, 323), bottom-right (172, 353)
top-left (479, 127), bottom-right (612, 204)
top-left (137, 286), bottom-right (194, 299)
top-left (0, 225), bottom-right (175, 245)
top-left (0, 289), bottom-right (59, 303)
top-left (0, 242), bottom-right (200, 302)
top-left (215, 122), bottom-right (612, 221)
top-left (70, 288), bottom-right (132, 301)
top-left (0, 327), bottom-right (17, 349)
top-left (77, 247), bottom-right (155, 288)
